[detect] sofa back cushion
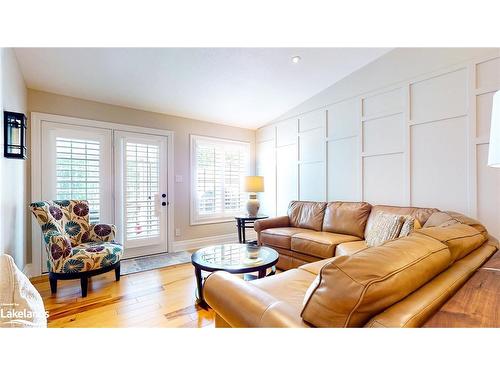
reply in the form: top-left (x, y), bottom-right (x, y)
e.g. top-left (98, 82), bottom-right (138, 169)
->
top-left (444, 211), bottom-right (489, 238)
top-left (301, 233), bottom-right (451, 327)
top-left (322, 202), bottom-right (371, 238)
top-left (415, 224), bottom-right (487, 262)
top-left (365, 205), bottom-right (438, 238)
top-left (423, 211), bottom-right (489, 239)
top-left (287, 201), bottom-right (327, 231)
top-left (423, 211), bottom-right (460, 228)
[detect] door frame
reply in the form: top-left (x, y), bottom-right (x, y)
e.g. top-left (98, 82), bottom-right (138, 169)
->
top-left (114, 130), bottom-right (169, 259)
top-left (31, 112), bottom-right (175, 276)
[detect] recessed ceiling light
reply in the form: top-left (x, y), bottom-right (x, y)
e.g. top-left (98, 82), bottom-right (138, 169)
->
top-left (291, 56), bottom-right (301, 64)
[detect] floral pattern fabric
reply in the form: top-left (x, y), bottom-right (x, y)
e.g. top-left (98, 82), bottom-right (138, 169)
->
top-left (30, 200), bottom-right (123, 273)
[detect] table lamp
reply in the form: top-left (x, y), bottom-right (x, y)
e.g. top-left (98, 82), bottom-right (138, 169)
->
top-left (488, 90), bottom-right (500, 168)
top-left (243, 176), bottom-right (264, 216)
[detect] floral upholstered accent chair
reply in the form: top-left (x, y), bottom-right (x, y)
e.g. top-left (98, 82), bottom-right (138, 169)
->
top-left (30, 200), bottom-right (123, 297)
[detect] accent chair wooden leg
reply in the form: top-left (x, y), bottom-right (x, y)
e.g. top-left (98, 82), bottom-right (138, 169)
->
top-left (80, 275), bottom-right (89, 298)
top-left (49, 275), bottom-right (57, 294)
top-left (115, 263), bottom-right (121, 281)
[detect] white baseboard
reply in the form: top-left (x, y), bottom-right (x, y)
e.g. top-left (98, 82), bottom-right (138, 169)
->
top-left (172, 232), bottom-right (257, 252)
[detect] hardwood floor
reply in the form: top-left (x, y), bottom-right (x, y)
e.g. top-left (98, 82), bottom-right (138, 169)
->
top-left (31, 263), bottom-right (215, 328)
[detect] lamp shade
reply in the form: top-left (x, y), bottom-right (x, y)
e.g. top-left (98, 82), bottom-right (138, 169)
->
top-left (488, 90), bottom-right (500, 167)
top-left (244, 176), bottom-right (264, 192)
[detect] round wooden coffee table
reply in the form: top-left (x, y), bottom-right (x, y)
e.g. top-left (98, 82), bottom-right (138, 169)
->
top-left (191, 243), bottom-right (279, 307)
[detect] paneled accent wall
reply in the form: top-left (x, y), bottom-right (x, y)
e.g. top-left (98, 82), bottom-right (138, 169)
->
top-left (298, 110), bottom-right (326, 201)
top-left (257, 52), bottom-right (500, 238)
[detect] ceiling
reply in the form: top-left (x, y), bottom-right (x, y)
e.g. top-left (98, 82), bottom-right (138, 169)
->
top-left (14, 48), bottom-right (391, 129)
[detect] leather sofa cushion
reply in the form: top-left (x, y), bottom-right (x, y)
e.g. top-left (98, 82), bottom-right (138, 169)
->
top-left (299, 258), bottom-right (333, 275)
top-left (322, 202), bottom-right (372, 238)
top-left (252, 269), bottom-right (317, 308)
top-left (291, 231), bottom-right (361, 259)
top-left (423, 211), bottom-right (460, 228)
top-left (260, 227), bottom-right (317, 249)
top-left (301, 232), bottom-right (451, 327)
top-left (269, 246), bottom-right (324, 271)
top-left (365, 205), bottom-right (439, 238)
top-left (335, 240), bottom-right (369, 257)
top-left (288, 201), bottom-right (327, 231)
top-left (445, 211), bottom-right (488, 238)
top-left (415, 224), bottom-right (487, 262)
top-left (366, 240), bottom-right (498, 327)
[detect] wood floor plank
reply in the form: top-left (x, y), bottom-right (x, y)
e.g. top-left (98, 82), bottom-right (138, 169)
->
top-left (34, 263), bottom-right (215, 328)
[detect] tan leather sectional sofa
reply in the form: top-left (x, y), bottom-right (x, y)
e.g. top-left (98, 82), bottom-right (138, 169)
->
top-left (204, 201), bottom-right (499, 327)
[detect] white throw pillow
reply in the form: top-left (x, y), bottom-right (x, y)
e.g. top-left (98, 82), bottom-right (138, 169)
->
top-left (398, 216), bottom-right (421, 237)
top-left (365, 213), bottom-right (405, 247)
top-left (0, 254), bottom-right (47, 328)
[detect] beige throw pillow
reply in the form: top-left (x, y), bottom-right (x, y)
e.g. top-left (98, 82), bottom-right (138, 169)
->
top-left (398, 216), bottom-right (421, 237)
top-left (365, 213), bottom-right (404, 247)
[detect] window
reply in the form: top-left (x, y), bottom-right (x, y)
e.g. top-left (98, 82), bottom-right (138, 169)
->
top-left (55, 137), bottom-right (101, 223)
top-left (191, 135), bottom-right (250, 224)
top-left (124, 141), bottom-right (160, 241)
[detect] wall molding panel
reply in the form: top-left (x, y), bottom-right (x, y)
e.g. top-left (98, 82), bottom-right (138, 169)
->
top-left (257, 51), bottom-right (500, 237)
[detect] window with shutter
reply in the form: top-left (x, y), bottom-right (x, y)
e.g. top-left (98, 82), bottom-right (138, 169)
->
top-left (191, 135), bottom-right (250, 224)
top-left (124, 142), bottom-right (160, 241)
top-left (55, 137), bottom-right (101, 223)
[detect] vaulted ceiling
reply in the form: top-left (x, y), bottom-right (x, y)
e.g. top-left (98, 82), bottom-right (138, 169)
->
top-left (15, 48), bottom-right (390, 128)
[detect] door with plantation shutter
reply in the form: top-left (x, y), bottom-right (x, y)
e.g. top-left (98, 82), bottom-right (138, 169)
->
top-left (41, 122), bottom-right (113, 272)
top-left (114, 131), bottom-right (168, 258)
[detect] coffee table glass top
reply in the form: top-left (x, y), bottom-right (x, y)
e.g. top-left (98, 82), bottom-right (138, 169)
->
top-left (191, 243), bottom-right (278, 272)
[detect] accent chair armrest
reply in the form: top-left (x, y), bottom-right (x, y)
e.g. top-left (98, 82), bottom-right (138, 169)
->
top-left (89, 223), bottom-right (117, 242)
top-left (253, 216), bottom-right (290, 233)
top-left (204, 271), bottom-right (308, 328)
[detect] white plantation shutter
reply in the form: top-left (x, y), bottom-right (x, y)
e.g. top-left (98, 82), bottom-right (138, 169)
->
top-left (124, 142), bottom-right (160, 241)
top-left (192, 136), bottom-right (249, 223)
top-left (55, 137), bottom-right (100, 223)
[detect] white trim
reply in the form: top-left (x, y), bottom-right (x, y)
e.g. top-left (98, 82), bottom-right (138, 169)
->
top-left (30, 112), bottom-right (175, 276)
top-left (172, 232), bottom-right (257, 252)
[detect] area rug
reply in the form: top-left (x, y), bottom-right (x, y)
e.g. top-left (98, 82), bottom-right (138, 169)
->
top-left (120, 251), bottom-right (193, 275)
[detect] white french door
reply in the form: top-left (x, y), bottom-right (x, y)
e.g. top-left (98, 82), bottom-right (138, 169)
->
top-left (41, 122), bottom-right (113, 272)
top-left (39, 121), bottom-right (170, 272)
top-left (114, 131), bottom-right (169, 258)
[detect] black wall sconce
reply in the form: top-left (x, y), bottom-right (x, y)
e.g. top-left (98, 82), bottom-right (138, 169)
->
top-left (4, 111), bottom-right (27, 159)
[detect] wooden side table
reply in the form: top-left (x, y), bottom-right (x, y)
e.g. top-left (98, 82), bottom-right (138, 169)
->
top-left (235, 214), bottom-right (268, 243)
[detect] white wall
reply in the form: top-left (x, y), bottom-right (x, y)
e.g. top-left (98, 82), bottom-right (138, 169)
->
top-left (258, 48), bottom-right (500, 238)
top-left (0, 48), bottom-right (28, 268)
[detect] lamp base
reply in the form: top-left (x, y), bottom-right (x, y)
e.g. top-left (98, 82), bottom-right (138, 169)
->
top-left (246, 195), bottom-right (260, 217)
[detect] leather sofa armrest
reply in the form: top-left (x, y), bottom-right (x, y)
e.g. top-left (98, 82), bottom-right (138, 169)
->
top-left (253, 216), bottom-right (290, 233)
top-left (204, 271), bottom-right (307, 327)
